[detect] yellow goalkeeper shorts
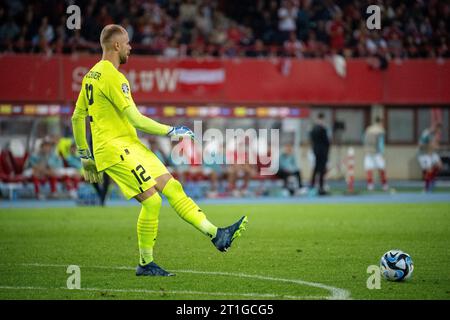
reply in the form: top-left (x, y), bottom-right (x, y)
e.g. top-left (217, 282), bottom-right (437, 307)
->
top-left (104, 142), bottom-right (170, 199)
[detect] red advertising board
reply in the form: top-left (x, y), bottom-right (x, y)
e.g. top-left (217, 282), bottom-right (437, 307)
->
top-left (0, 54), bottom-right (449, 105)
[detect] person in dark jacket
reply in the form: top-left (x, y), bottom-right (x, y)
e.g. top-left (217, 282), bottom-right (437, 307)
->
top-left (309, 113), bottom-right (330, 195)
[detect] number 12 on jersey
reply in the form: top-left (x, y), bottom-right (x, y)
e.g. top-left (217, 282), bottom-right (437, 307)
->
top-left (131, 165), bottom-right (151, 185)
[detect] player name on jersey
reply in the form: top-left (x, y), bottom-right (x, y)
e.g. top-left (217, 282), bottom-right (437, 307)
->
top-left (85, 71), bottom-right (102, 80)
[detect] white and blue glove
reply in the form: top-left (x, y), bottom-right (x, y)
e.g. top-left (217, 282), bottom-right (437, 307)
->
top-left (167, 126), bottom-right (195, 140)
top-left (78, 148), bottom-right (103, 184)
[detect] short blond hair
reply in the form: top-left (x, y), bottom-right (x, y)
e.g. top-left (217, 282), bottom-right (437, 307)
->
top-left (100, 24), bottom-right (126, 49)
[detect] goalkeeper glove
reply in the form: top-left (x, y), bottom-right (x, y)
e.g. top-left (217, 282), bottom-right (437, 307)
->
top-left (78, 148), bottom-right (103, 184)
top-left (167, 126), bottom-right (195, 140)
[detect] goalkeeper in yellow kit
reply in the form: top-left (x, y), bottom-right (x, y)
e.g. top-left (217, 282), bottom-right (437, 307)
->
top-left (71, 25), bottom-right (247, 276)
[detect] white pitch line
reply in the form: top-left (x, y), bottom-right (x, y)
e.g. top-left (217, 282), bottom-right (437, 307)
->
top-left (169, 269), bottom-right (351, 300)
top-left (0, 285), bottom-right (328, 300)
top-left (0, 286), bottom-right (49, 291)
top-left (5, 263), bottom-right (351, 300)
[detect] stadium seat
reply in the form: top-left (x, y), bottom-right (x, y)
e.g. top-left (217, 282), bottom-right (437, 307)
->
top-left (0, 149), bottom-right (28, 199)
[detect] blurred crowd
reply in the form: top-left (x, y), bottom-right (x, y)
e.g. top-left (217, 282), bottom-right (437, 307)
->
top-left (0, 117), bottom-right (444, 200)
top-left (0, 130), bottom-right (307, 200)
top-left (0, 0), bottom-right (449, 59)
top-left (0, 135), bottom-right (82, 200)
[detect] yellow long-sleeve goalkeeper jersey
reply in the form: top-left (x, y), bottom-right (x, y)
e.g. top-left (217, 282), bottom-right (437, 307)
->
top-left (71, 60), bottom-right (169, 171)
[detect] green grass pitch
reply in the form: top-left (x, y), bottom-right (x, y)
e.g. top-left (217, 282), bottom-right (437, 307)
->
top-left (0, 203), bottom-right (449, 300)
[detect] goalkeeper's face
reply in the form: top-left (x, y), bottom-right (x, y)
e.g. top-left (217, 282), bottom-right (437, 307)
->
top-left (118, 32), bottom-right (131, 65)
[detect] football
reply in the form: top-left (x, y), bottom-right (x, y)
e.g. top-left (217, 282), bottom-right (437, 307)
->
top-left (380, 250), bottom-right (414, 281)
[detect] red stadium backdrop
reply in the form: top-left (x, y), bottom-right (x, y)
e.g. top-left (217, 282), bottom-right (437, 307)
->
top-left (0, 54), bottom-right (449, 105)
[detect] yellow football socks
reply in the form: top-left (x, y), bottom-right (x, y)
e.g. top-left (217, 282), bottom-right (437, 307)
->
top-left (137, 192), bottom-right (162, 266)
top-left (162, 178), bottom-right (218, 239)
